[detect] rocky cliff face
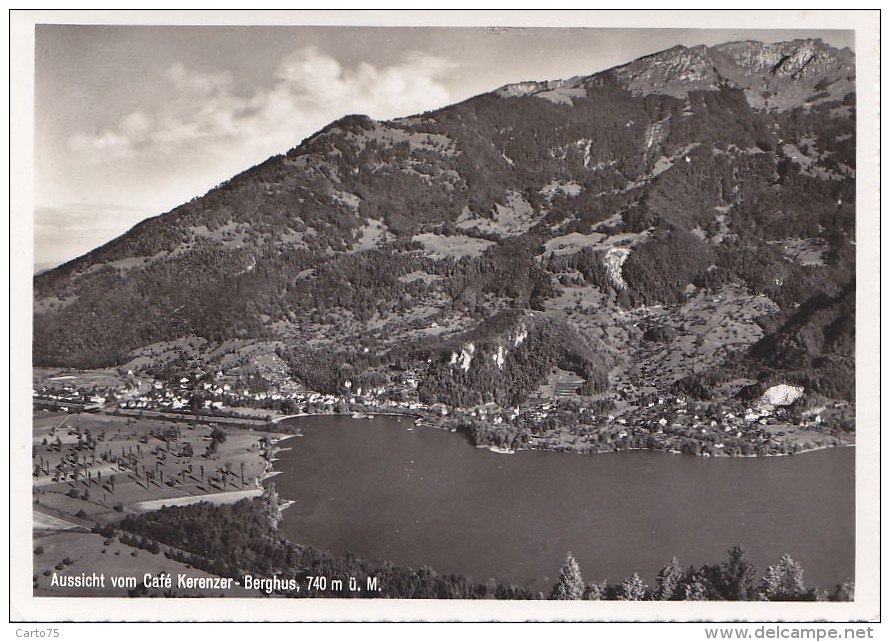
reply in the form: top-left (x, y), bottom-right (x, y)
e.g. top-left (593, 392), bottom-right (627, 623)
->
top-left (612, 39), bottom-right (854, 108)
top-left (714, 39), bottom-right (854, 78)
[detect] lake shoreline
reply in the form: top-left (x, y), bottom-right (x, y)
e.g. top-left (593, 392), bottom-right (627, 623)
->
top-left (268, 408), bottom-right (854, 459)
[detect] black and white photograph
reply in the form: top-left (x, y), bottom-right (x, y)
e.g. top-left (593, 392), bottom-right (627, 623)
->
top-left (10, 9), bottom-right (880, 625)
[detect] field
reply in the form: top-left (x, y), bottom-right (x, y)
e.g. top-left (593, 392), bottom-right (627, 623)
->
top-left (620, 284), bottom-right (780, 392)
top-left (411, 232), bottom-right (495, 258)
top-left (32, 410), bottom-right (286, 595)
top-left (33, 412), bottom-right (271, 510)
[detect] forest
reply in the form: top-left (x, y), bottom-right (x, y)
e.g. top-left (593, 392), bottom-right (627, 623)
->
top-left (116, 489), bottom-right (533, 599)
top-left (418, 315), bottom-right (609, 407)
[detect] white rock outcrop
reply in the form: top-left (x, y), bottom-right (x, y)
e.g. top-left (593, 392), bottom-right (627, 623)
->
top-left (761, 384), bottom-right (804, 407)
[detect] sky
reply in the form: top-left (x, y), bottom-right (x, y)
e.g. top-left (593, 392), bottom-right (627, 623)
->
top-left (32, 20), bottom-right (856, 270)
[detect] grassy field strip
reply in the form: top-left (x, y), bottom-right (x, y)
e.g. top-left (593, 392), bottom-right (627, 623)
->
top-left (132, 488), bottom-right (263, 511)
top-left (33, 509), bottom-right (84, 531)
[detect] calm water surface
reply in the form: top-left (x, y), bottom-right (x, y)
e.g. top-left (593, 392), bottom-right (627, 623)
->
top-left (274, 416), bottom-right (854, 593)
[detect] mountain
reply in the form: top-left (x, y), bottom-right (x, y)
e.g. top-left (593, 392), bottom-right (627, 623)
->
top-left (33, 39), bottom-right (856, 412)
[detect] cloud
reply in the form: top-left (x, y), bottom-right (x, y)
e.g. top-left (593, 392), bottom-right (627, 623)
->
top-left (34, 204), bottom-right (150, 269)
top-left (54, 46), bottom-right (459, 250)
top-left (69, 46), bottom-right (457, 166)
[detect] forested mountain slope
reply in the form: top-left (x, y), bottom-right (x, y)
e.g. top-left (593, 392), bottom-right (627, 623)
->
top-left (34, 39), bottom-right (856, 409)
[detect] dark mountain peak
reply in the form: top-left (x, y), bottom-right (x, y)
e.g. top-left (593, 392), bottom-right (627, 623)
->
top-left (299, 112), bottom-right (377, 149)
top-left (325, 113), bottom-right (376, 133)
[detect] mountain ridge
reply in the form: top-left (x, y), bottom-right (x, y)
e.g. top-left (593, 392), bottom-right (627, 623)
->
top-left (37, 39), bottom-right (852, 278)
top-left (34, 39), bottom-right (856, 430)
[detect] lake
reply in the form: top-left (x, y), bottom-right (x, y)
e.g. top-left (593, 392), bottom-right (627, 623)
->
top-left (274, 415), bottom-right (854, 595)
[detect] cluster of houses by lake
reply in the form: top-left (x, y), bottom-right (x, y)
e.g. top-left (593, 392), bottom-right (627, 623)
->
top-left (34, 380), bottom-right (122, 412)
top-left (34, 363), bottom-right (853, 459)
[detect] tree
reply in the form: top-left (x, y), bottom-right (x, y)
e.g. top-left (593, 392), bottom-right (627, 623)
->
top-left (655, 557), bottom-right (683, 600)
top-left (583, 581), bottom-right (607, 600)
top-left (760, 554), bottom-right (812, 601)
top-left (823, 581), bottom-right (854, 602)
top-left (682, 570), bottom-right (712, 601)
top-left (721, 545), bottom-right (758, 601)
top-left (550, 552), bottom-right (584, 600)
top-left (620, 572), bottom-right (648, 601)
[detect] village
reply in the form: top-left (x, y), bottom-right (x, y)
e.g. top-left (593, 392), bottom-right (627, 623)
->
top-left (34, 357), bottom-right (853, 463)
